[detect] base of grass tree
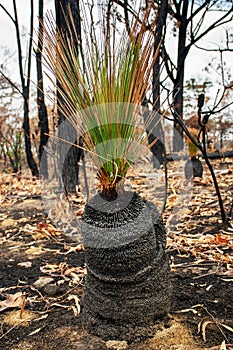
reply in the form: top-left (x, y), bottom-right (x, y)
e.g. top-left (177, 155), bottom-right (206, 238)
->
top-left (81, 191), bottom-right (171, 342)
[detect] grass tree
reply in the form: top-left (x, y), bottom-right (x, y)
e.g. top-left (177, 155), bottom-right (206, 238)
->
top-left (41, 4), bottom-right (171, 341)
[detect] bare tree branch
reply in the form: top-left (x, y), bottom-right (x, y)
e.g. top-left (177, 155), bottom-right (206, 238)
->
top-left (162, 46), bottom-right (176, 83)
top-left (187, 0), bottom-right (214, 23)
top-left (189, 6), bottom-right (233, 47)
top-left (25, 0), bottom-right (34, 97)
top-left (0, 4), bottom-right (15, 23)
top-left (123, 0), bottom-right (131, 37)
top-left (194, 44), bottom-right (233, 52)
top-left (0, 69), bottom-right (23, 96)
top-left (12, 0), bottom-right (25, 95)
top-left (112, 0), bottom-right (136, 18)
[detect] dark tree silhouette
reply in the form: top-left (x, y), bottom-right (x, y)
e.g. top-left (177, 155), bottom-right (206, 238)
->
top-left (164, 0), bottom-right (233, 151)
top-left (0, 0), bottom-right (39, 176)
top-left (55, 0), bottom-right (83, 192)
top-left (36, 0), bottom-right (49, 178)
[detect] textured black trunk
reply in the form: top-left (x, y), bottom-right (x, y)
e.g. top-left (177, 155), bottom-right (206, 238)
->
top-left (150, 0), bottom-right (168, 168)
top-left (82, 191), bottom-right (171, 341)
top-left (172, 0), bottom-right (189, 152)
top-left (36, 0), bottom-right (49, 178)
top-left (55, 0), bottom-right (82, 192)
top-left (13, 0), bottom-right (39, 177)
top-left (23, 94), bottom-right (39, 177)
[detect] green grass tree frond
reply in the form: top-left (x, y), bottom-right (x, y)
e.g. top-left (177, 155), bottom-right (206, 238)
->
top-left (41, 4), bottom-right (162, 196)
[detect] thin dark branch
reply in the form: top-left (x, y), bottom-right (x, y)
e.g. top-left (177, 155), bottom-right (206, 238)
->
top-left (0, 4), bottom-right (15, 23)
top-left (162, 46), bottom-right (176, 83)
top-left (123, 0), bottom-right (131, 36)
top-left (170, 0), bottom-right (180, 19)
top-left (106, 1), bottom-right (113, 44)
top-left (197, 104), bottom-right (227, 223)
top-left (12, 0), bottom-right (25, 92)
top-left (0, 69), bottom-right (23, 96)
top-left (191, 3), bottom-right (209, 39)
top-left (171, 107), bottom-right (202, 151)
top-left (220, 50), bottom-right (225, 87)
top-left (171, 96), bottom-right (228, 223)
top-left (25, 0), bottom-right (34, 97)
top-left (112, 0), bottom-right (136, 18)
top-left (189, 7), bottom-right (233, 46)
top-left (203, 100), bottom-right (233, 116)
top-left (112, 0), bottom-right (152, 30)
top-left (194, 44), bottom-right (233, 52)
top-left (187, 0), bottom-right (213, 23)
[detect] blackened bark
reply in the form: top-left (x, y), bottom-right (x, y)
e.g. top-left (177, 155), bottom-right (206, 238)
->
top-left (21, 0), bottom-right (39, 177)
top-left (23, 95), bottom-right (39, 177)
top-left (172, 0), bottom-right (189, 152)
top-left (143, 1), bottom-right (168, 170)
top-left (36, 0), bottom-right (49, 178)
top-left (55, 0), bottom-right (82, 192)
top-left (11, 0), bottom-right (39, 177)
top-left (151, 0), bottom-right (168, 168)
top-left (82, 191), bottom-right (171, 341)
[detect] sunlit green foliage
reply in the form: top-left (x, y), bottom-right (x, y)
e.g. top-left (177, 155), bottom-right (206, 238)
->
top-left (41, 5), bottom-right (162, 193)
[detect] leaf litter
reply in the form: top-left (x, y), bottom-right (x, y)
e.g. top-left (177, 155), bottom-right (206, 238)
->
top-left (0, 158), bottom-right (233, 349)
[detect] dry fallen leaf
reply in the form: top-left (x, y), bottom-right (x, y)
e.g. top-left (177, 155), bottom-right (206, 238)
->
top-left (198, 318), bottom-right (214, 342)
top-left (35, 222), bottom-right (62, 239)
top-left (0, 218), bottom-right (17, 229)
top-left (221, 324), bottom-right (233, 334)
top-left (23, 222), bottom-right (62, 240)
top-left (32, 276), bottom-right (54, 289)
top-left (220, 340), bottom-right (226, 350)
top-left (67, 295), bottom-right (81, 316)
top-left (0, 292), bottom-right (26, 313)
top-left (64, 243), bottom-right (84, 254)
top-left (17, 261), bottom-right (32, 268)
top-left (25, 246), bottom-right (44, 255)
top-left (175, 304), bottom-right (204, 316)
top-left (28, 327), bottom-right (43, 336)
top-left (211, 233), bottom-right (229, 245)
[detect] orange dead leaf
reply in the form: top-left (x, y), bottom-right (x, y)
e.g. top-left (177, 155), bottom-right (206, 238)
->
top-left (213, 233), bottom-right (229, 245)
top-left (36, 222), bottom-right (61, 238)
top-left (75, 209), bottom-right (84, 216)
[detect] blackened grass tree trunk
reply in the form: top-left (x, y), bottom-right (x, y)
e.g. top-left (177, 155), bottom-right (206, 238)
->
top-left (55, 0), bottom-right (83, 193)
top-left (81, 4), bottom-right (171, 340)
top-left (36, 0), bottom-right (49, 178)
top-left (82, 191), bottom-right (171, 341)
top-left (42, 5), bottom-right (171, 341)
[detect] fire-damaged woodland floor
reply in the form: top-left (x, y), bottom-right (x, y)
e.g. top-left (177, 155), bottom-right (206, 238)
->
top-left (0, 158), bottom-right (233, 350)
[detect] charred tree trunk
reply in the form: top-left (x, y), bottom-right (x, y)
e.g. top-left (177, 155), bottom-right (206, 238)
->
top-left (82, 191), bottom-right (171, 341)
top-left (150, 0), bottom-right (168, 168)
top-left (23, 93), bottom-right (39, 177)
top-left (36, 0), bottom-right (49, 178)
top-left (172, 0), bottom-right (189, 152)
top-left (55, 0), bottom-right (82, 192)
top-left (13, 0), bottom-right (39, 177)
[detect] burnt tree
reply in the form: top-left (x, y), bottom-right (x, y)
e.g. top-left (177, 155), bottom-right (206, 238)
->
top-left (36, 0), bottom-right (49, 178)
top-left (55, 0), bottom-right (83, 192)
